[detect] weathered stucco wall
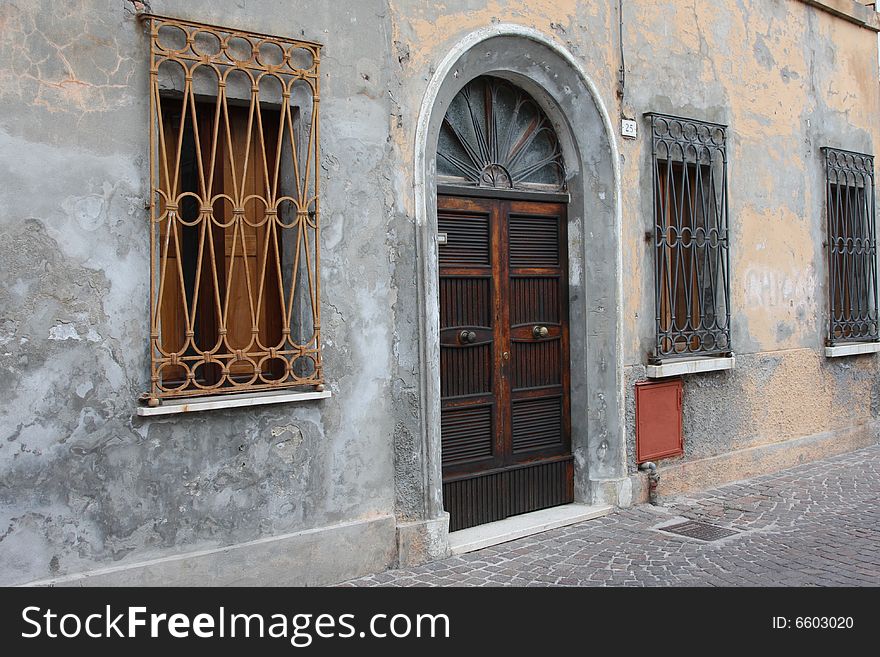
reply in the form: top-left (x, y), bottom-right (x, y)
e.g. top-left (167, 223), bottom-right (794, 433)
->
top-left (623, 0), bottom-right (880, 360)
top-left (387, 0), bottom-right (880, 496)
top-left (0, 0), bottom-right (877, 585)
top-left (0, 0), bottom-right (411, 586)
top-left (617, 0), bottom-right (880, 488)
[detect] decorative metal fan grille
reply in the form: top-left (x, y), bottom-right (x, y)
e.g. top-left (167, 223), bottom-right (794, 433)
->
top-left (437, 76), bottom-right (565, 191)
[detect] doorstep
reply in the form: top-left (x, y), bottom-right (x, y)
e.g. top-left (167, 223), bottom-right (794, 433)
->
top-left (447, 503), bottom-right (614, 555)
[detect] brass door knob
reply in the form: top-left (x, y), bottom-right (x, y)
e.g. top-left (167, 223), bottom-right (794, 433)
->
top-left (459, 330), bottom-right (477, 344)
top-left (532, 325), bottom-right (549, 338)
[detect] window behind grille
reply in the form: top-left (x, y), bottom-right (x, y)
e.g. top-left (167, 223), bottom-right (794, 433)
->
top-left (144, 15), bottom-right (323, 402)
top-left (823, 147), bottom-right (878, 345)
top-left (157, 99), bottom-right (287, 388)
top-left (648, 113), bottom-right (731, 361)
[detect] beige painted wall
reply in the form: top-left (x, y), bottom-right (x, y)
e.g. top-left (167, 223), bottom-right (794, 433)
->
top-left (388, 0), bottom-right (880, 483)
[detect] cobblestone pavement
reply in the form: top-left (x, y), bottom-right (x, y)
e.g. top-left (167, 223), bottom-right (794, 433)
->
top-left (345, 445), bottom-right (880, 586)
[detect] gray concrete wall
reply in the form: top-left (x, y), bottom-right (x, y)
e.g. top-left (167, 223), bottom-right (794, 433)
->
top-left (0, 0), bottom-right (878, 585)
top-left (0, 0), bottom-right (410, 586)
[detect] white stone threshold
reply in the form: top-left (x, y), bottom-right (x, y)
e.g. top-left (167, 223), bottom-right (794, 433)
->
top-left (646, 355), bottom-right (735, 378)
top-left (137, 388), bottom-right (331, 416)
top-left (825, 341), bottom-right (880, 358)
top-left (447, 503), bottom-right (613, 555)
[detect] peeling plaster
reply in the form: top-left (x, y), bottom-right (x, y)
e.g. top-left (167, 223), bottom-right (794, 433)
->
top-left (0, 0), bottom-right (878, 585)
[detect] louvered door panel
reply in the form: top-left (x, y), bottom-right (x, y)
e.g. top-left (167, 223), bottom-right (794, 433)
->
top-left (509, 214), bottom-right (559, 268)
top-left (512, 396), bottom-right (563, 452)
top-left (439, 213), bottom-right (490, 267)
top-left (438, 196), bottom-right (500, 474)
top-left (507, 202), bottom-right (571, 460)
top-left (441, 404), bottom-right (494, 465)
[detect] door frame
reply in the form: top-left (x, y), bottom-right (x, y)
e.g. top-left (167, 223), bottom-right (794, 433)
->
top-left (403, 25), bottom-right (626, 559)
top-left (438, 193), bottom-right (574, 530)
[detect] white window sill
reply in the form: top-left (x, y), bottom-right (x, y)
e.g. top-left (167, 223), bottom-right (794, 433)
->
top-left (136, 388), bottom-right (332, 417)
top-left (825, 342), bottom-right (880, 358)
top-left (646, 355), bottom-right (736, 378)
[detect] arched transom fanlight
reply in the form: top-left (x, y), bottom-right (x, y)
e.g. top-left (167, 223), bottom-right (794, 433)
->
top-left (437, 76), bottom-right (565, 191)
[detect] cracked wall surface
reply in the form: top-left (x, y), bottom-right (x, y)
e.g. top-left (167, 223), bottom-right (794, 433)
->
top-left (0, 0), bottom-right (411, 586)
top-left (0, 0), bottom-right (878, 584)
top-left (616, 0), bottom-right (880, 487)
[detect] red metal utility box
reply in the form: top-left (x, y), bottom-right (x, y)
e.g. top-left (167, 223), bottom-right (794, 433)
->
top-left (635, 379), bottom-right (683, 462)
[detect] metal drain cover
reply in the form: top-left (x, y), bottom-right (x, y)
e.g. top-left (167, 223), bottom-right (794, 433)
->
top-left (659, 520), bottom-right (739, 542)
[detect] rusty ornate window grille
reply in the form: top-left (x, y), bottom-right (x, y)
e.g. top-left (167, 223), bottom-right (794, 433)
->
top-left (648, 113), bottom-right (731, 361)
top-left (143, 14), bottom-right (323, 402)
top-left (823, 147), bottom-right (878, 345)
top-left (437, 76), bottom-right (565, 191)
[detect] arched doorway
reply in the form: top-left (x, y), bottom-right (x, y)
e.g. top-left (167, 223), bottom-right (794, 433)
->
top-left (405, 27), bottom-right (625, 558)
top-left (436, 76), bottom-right (573, 530)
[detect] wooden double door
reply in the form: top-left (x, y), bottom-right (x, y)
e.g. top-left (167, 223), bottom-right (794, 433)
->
top-left (438, 194), bottom-right (573, 531)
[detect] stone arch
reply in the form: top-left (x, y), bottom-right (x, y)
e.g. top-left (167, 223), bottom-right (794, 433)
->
top-left (406, 25), bottom-right (626, 558)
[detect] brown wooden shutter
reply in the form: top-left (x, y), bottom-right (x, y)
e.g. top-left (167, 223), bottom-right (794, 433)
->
top-left (157, 99), bottom-right (283, 386)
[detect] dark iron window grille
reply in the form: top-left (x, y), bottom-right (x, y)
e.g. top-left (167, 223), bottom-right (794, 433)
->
top-left (647, 113), bottom-right (731, 361)
top-left (823, 147), bottom-right (878, 345)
